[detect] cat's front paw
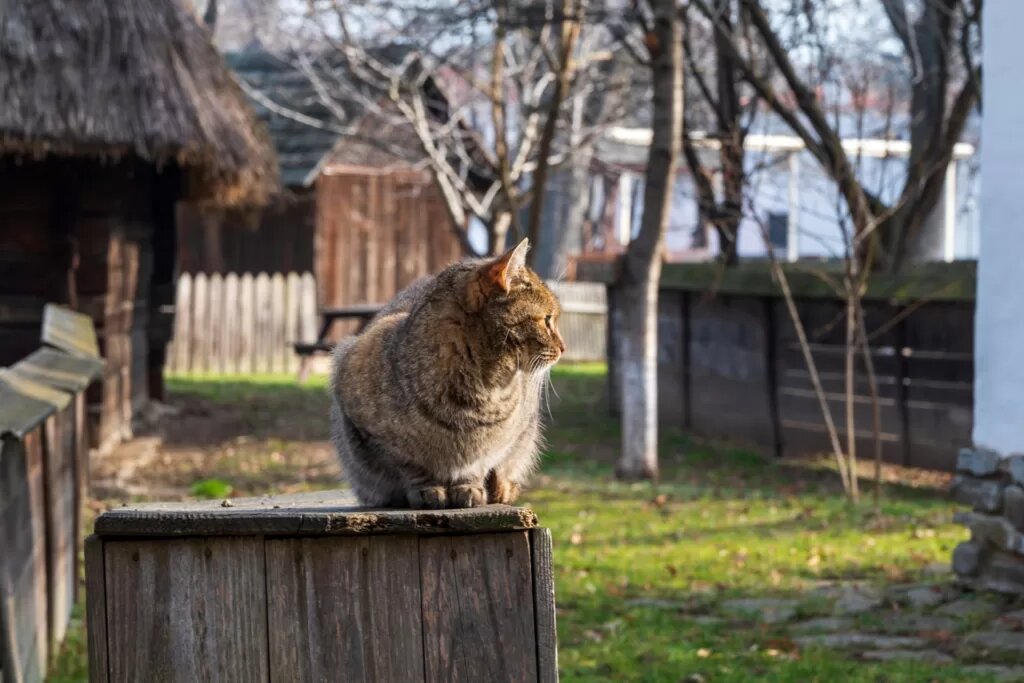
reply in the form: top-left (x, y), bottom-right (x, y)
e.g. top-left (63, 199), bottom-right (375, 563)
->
top-left (486, 473), bottom-right (521, 505)
top-left (448, 484), bottom-right (486, 508)
top-left (407, 485), bottom-right (448, 509)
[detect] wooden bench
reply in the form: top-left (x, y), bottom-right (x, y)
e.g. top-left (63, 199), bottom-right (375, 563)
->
top-left (85, 491), bottom-right (558, 682)
top-left (294, 304), bottom-right (384, 380)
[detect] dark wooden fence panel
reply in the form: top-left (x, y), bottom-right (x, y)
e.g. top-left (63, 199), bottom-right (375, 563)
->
top-left (600, 268), bottom-right (975, 472)
top-left (901, 302), bottom-right (974, 470)
top-left (316, 171), bottom-right (461, 339)
top-left (689, 295), bottom-right (777, 447)
top-left (176, 198), bottom-right (316, 276)
top-left (655, 291), bottom-right (687, 425)
top-left (774, 300), bottom-right (907, 466)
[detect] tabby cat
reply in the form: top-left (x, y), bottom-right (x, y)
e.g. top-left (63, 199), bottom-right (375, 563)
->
top-left (329, 239), bottom-right (565, 509)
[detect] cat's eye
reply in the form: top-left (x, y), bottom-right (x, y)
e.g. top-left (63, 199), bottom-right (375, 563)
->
top-left (544, 315), bottom-right (552, 327)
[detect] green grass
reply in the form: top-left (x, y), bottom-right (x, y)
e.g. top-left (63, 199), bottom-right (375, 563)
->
top-left (521, 364), bottom-right (974, 682)
top-left (48, 364), bottom-right (981, 682)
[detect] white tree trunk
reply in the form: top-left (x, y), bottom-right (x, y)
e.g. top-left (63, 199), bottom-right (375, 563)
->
top-left (615, 0), bottom-right (681, 481)
top-left (616, 262), bottom-right (663, 480)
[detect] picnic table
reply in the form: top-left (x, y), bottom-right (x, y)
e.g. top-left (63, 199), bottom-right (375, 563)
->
top-left (294, 304), bottom-right (384, 380)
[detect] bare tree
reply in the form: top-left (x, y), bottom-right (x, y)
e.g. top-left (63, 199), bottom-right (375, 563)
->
top-left (255, 0), bottom-right (628, 258)
top-left (693, 0), bottom-right (981, 272)
top-left (615, 0), bottom-right (683, 480)
top-left (680, 0), bottom-right (757, 265)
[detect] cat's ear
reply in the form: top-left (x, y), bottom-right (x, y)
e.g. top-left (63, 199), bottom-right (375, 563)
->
top-left (483, 238), bottom-right (529, 293)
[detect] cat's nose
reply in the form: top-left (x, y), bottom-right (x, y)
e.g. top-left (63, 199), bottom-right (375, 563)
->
top-left (555, 330), bottom-right (566, 354)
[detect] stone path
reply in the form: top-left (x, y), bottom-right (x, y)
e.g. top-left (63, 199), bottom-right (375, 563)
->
top-left (702, 581), bottom-right (1024, 680)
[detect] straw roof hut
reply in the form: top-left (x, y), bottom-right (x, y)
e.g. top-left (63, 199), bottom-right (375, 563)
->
top-left (0, 0), bottom-right (278, 204)
top-left (0, 0), bottom-right (277, 449)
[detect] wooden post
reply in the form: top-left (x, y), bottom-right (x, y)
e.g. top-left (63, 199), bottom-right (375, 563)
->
top-left (86, 492), bottom-right (558, 683)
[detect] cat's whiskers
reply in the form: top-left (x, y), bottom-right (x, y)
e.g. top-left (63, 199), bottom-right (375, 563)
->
top-left (541, 367), bottom-right (555, 421)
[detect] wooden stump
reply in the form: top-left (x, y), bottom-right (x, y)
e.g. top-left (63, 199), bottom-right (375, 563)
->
top-left (86, 491), bottom-right (558, 683)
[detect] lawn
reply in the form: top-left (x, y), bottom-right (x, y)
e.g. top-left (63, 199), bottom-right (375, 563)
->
top-left (50, 364), bottom-right (1022, 682)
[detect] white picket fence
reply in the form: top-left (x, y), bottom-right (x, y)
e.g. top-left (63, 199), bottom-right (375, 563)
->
top-left (165, 274), bottom-right (606, 374)
top-left (165, 272), bottom-right (318, 374)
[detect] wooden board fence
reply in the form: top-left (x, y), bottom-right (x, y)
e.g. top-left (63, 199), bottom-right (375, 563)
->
top-left (166, 272), bottom-right (317, 374)
top-left (1, 305), bottom-right (101, 683)
top-left (167, 275), bottom-right (607, 374)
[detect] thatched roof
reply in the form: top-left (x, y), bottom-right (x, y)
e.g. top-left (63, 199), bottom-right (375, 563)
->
top-left (0, 0), bottom-right (278, 204)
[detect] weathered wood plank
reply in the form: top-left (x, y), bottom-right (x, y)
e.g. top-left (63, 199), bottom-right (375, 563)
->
top-left (1, 590), bottom-right (26, 683)
top-left (85, 536), bottom-right (109, 683)
top-left (208, 273), bottom-right (225, 374)
top-left (192, 273), bottom-right (209, 374)
top-left (41, 304), bottom-right (100, 359)
top-left (42, 409), bottom-right (78, 650)
top-left (0, 375), bottom-right (55, 440)
top-left (530, 528), bottom-right (559, 683)
top-left (239, 273), bottom-right (254, 374)
top-left (284, 272), bottom-right (300, 373)
top-left (223, 273), bottom-right (241, 374)
top-left (0, 431), bottom-right (51, 677)
top-left (72, 394), bottom-right (89, 569)
top-left (0, 368), bottom-right (71, 412)
top-left (103, 537), bottom-right (268, 683)
top-left (266, 536), bottom-right (424, 681)
top-left (269, 273), bottom-right (285, 373)
top-left (254, 273), bottom-right (271, 373)
top-left (10, 347), bottom-right (103, 393)
top-left (299, 272), bottom-right (317, 345)
top-left (94, 491), bottom-right (538, 537)
top-left (171, 272), bottom-right (192, 373)
top-left (420, 532), bottom-right (538, 683)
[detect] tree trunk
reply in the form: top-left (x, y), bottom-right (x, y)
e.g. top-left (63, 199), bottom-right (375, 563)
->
top-left (527, 0), bottom-right (580, 266)
top-left (533, 147), bottom-right (593, 279)
top-left (616, 0), bottom-right (682, 481)
top-left (714, 216), bottom-right (740, 265)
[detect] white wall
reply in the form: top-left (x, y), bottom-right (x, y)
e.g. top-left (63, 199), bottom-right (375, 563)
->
top-left (973, 0), bottom-right (1024, 454)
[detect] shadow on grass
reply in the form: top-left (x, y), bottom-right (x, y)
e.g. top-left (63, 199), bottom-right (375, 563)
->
top-left (154, 373), bottom-right (332, 447)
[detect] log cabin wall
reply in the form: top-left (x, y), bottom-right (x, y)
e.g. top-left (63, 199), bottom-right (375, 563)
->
top-left (0, 160), bottom-right (74, 364)
top-left (0, 157), bottom-right (180, 452)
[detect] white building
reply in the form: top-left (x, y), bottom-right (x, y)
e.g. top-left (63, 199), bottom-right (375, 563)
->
top-left (592, 127), bottom-right (979, 263)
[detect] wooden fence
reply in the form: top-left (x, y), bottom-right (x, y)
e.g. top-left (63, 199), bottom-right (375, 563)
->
top-left (165, 272), bottom-right (318, 375)
top-left (546, 281), bottom-right (606, 362)
top-left (1, 305), bottom-right (102, 683)
top-left (316, 170), bottom-right (461, 322)
top-left (584, 260), bottom-right (976, 472)
top-left (165, 275), bottom-right (607, 374)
